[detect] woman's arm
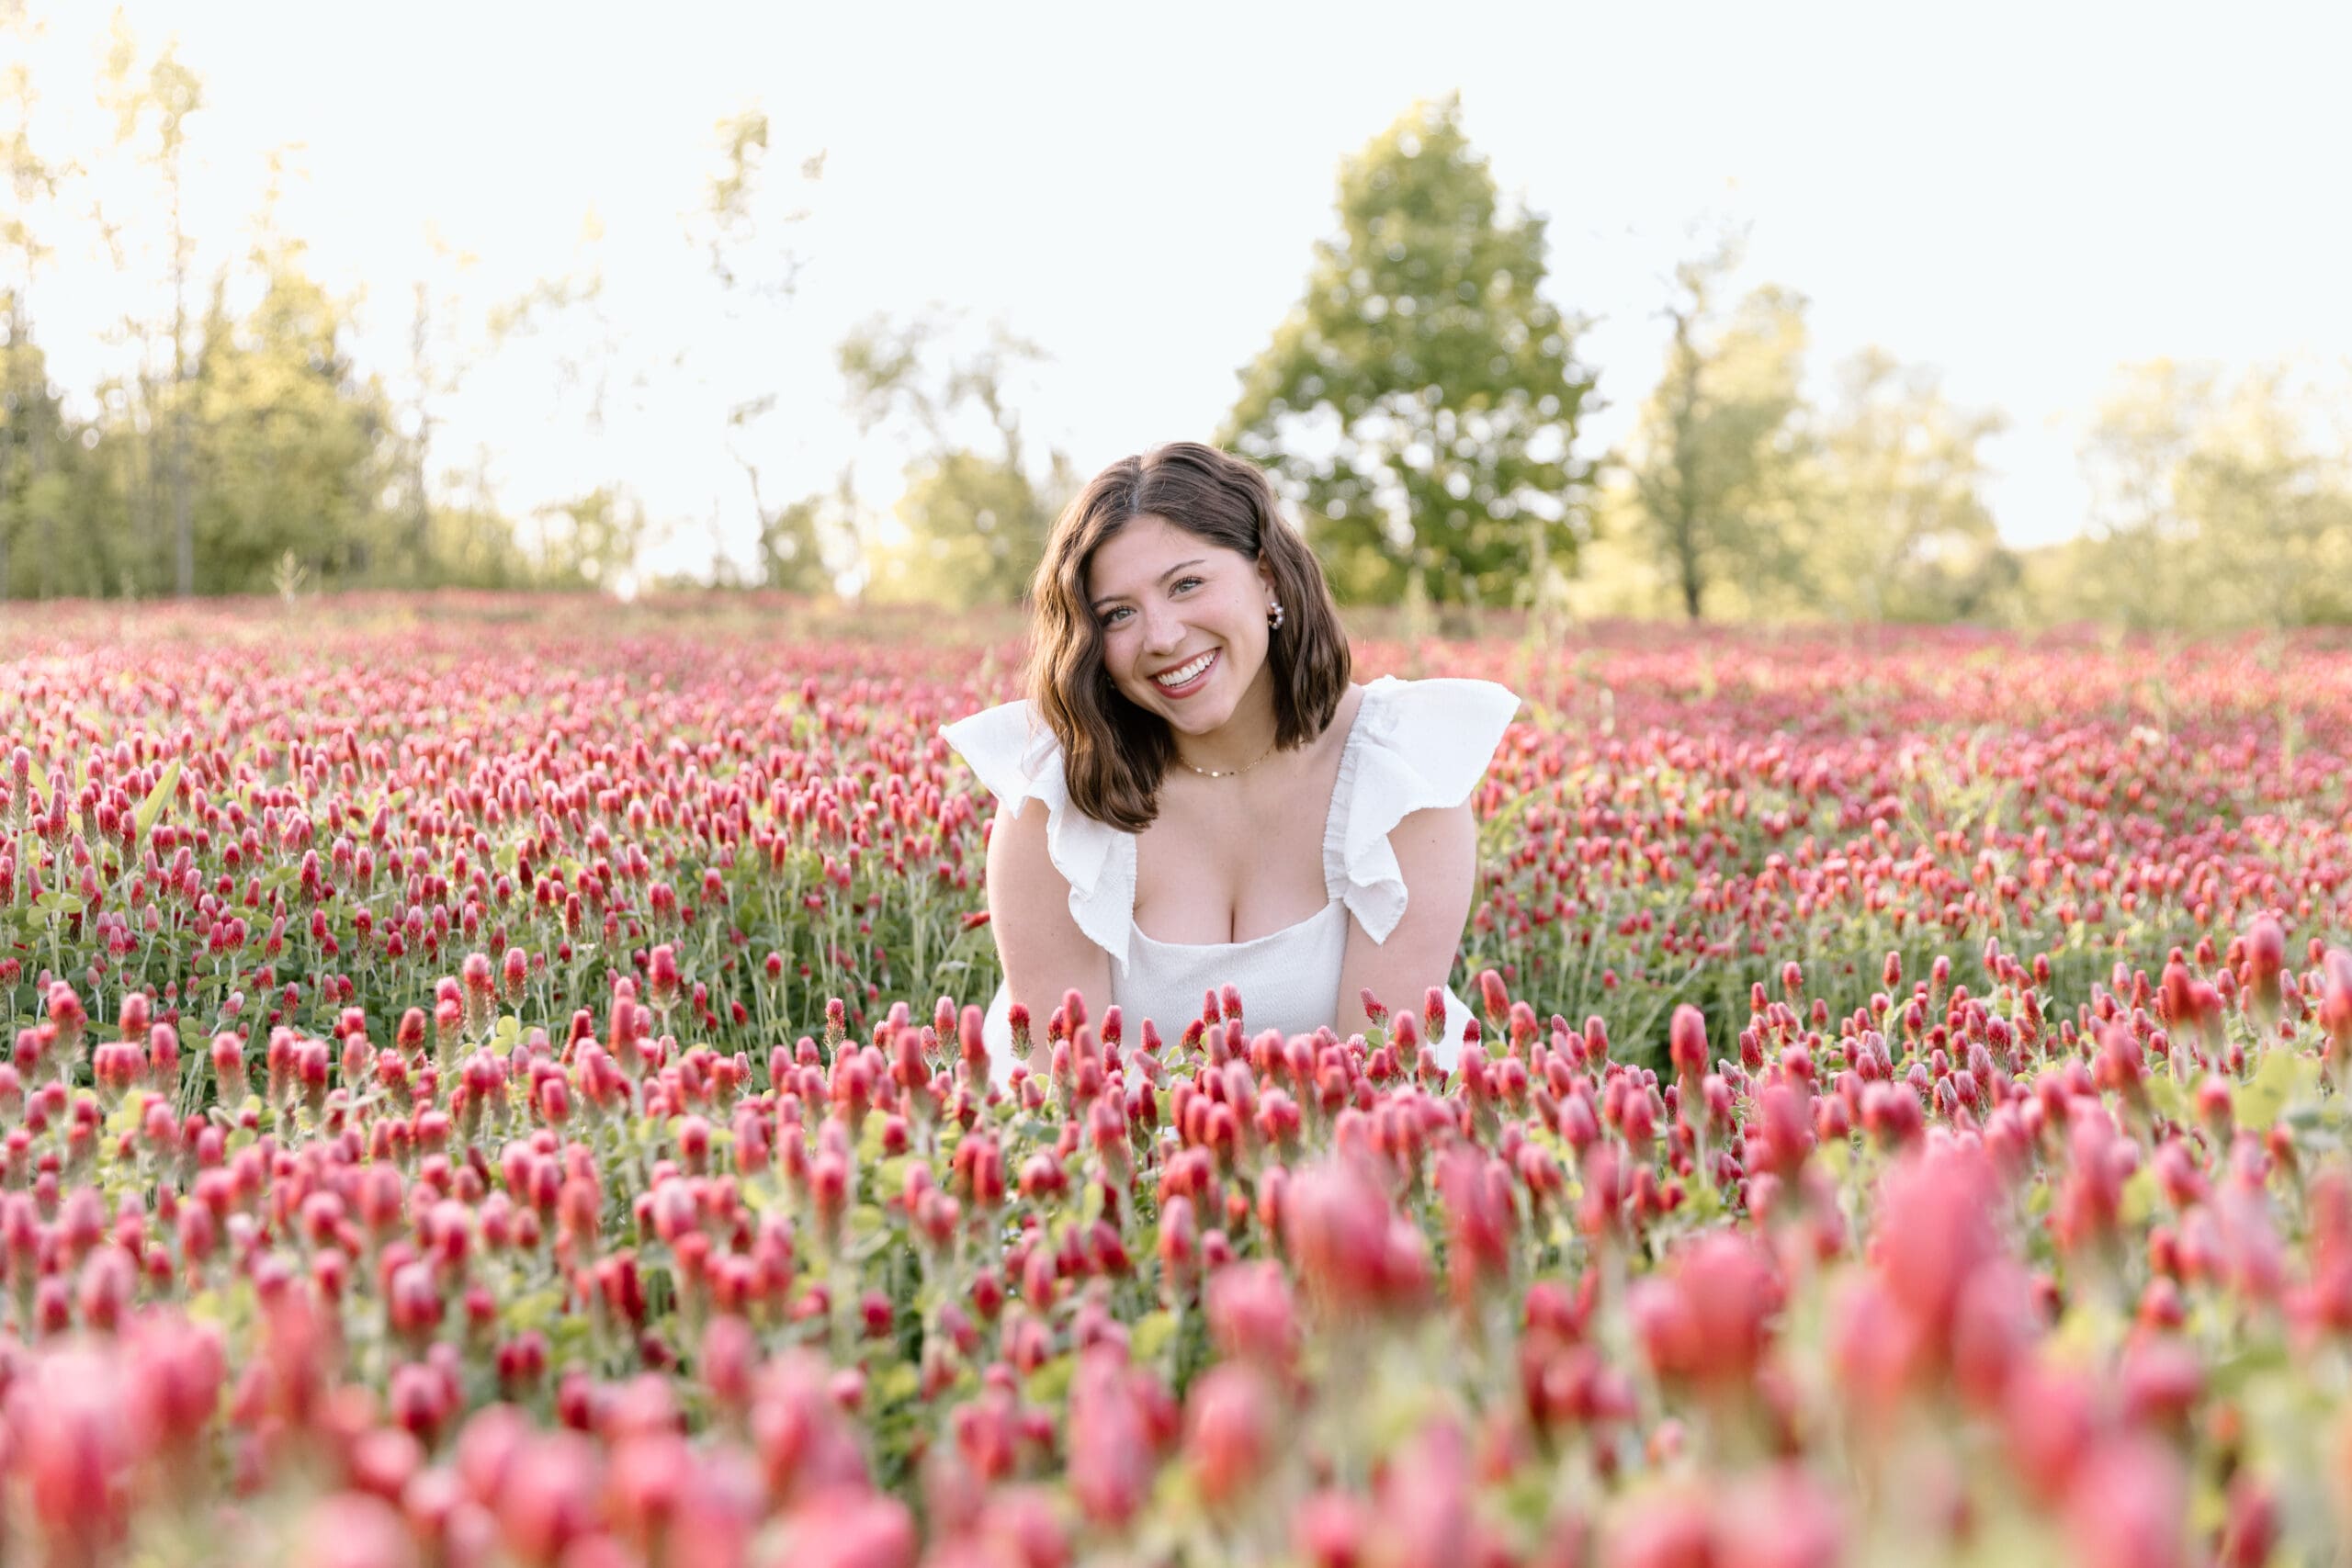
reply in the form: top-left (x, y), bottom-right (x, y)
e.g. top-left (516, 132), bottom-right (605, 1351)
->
top-left (984, 799), bottom-right (1114, 1039)
top-left (1331, 800), bottom-right (1478, 1042)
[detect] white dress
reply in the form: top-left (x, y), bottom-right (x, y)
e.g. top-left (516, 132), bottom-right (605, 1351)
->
top-left (937, 675), bottom-right (1521, 1071)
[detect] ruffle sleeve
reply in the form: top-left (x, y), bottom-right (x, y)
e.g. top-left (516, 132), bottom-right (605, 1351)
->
top-left (1323, 676), bottom-right (1521, 943)
top-left (938, 700), bottom-right (1135, 971)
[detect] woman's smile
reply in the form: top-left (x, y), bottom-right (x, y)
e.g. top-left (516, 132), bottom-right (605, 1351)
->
top-left (1150, 649), bottom-right (1219, 697)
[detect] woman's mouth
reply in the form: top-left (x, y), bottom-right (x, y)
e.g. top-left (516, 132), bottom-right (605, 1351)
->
top-left (1150, 649), bottom-right (1218, 697)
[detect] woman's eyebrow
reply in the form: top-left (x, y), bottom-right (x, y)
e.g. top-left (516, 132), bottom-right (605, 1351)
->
top-left (1090, 558), bottom-right (1206, 612)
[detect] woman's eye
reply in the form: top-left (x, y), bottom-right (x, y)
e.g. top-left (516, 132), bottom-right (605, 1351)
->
top-left (1101, 607), bottom-right (1131, 627)
top-left (1173, 577), bottom-right (1203, 592)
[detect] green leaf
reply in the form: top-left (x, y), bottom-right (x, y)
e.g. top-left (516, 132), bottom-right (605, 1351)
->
top-left (2117, 1166), bottom-right (2156, 1230)
top-left (1131, 1310), bottom-right (1177, 1364)
top-left (133, 756), bottom-right (183, 840)
top-left (1815, 1137), bottom-right (1853, 1181)
top-left (104, 1098), bottom-right (145, 1140)
top-left (875, 1360), bottom-right (920, 1405)
top-left (2233, 1048), bottom-right (2318, 1131)
top-left (1023, 1353), bottom-right (1073, 1409)
top-left (505, 1288), bottom-right (565, 1335)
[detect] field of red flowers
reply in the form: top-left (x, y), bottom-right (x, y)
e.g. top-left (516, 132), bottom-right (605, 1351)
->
top-left (1, 592), bottom-right (2349, 1566)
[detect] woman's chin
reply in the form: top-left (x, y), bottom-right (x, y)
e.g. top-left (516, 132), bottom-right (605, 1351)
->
top-left (1154, 700), bottom-right (1225, 733)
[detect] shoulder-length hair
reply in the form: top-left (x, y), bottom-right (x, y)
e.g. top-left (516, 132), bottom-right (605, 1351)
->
top-left (1024, 441), bottom-right (1351, 832)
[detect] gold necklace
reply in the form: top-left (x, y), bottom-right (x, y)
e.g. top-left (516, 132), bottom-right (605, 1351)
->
top-left (1179, 739), bottom-right (1278, 779)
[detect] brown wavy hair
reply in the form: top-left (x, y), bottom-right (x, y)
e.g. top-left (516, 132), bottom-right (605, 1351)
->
top-left (1024, 441), bottom-right (1351, 831)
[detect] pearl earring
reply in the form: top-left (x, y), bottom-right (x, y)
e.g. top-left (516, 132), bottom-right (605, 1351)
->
top-left (1267, 599), bottom-right (1285, 630)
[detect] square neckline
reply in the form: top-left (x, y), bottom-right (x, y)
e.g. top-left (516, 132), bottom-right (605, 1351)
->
top-left (1126, 683), bottom-right (1377, 953)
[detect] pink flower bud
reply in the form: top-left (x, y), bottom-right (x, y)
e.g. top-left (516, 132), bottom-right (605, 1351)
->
top-left (211, 1032), bottom-right (247, 1099)
top-left (1184, 1364), bottom-right (1272, 1511)
top-left (294, 1492), bottom-right (422, 1568)
top-left (1668, 1004), bottom-right (1708, 1085)
top-left (1287, 1156), bottom-right (1404, 1315)
top-left (494, 1431), bottom-right (604, 1567)
top-left (2062, 1435), bottom-right (2188, 1568)
top-left (1068, 1345), bottom-right (1151, 1530)
top-left (782, 1489), bottom-right (917, 1568)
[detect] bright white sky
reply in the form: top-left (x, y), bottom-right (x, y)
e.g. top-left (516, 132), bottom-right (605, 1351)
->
top-left (14, 0), bottom-right (2351, 579)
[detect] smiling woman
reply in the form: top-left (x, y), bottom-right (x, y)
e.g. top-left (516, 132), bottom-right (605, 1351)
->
top-left (940, 441), bottom-right (1520, 1073)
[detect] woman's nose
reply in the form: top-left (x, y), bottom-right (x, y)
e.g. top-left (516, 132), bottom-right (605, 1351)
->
top-left (1140, 602), bottom-right (1184, 652)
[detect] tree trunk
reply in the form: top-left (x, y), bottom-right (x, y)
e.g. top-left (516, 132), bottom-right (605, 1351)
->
top-left (28, 366), bottom-right (51, 595)
top-left (409, 282), bottom-right (433, 580)
top-left (1664, 306), bottom-right (1707, 623)
top-left (1, 302), bottom-right (19, 599)
top-left (171, 179), bottom-right (193, 598)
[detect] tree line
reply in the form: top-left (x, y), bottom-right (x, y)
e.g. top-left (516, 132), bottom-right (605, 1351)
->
top-left (728, 96), bottom-right (2352, 635)
top-left (5, 17), bottom-right (2346, 628)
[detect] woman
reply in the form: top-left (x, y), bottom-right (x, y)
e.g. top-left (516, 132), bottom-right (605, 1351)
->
top-left (940, 441), bottom-right (1519, 1071)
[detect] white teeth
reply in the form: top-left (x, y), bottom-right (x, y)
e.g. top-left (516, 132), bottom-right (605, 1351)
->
top-left (1154, 652), bottom-right (1215, 687)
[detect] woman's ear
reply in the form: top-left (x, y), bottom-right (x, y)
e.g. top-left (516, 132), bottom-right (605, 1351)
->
top-left (1256, 552), bottom-right (1277, 597)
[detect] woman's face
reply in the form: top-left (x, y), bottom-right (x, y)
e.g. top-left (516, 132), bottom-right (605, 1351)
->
top-left (1085, 513), bottom-right (1277, 734)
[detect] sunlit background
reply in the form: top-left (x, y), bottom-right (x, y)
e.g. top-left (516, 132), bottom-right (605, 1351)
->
top-left (5, 0), bottom-right (2348, 625)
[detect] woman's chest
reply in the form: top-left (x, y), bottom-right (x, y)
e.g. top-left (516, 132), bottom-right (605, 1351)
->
top-left (1131, 766), bottom-right (1341, 944)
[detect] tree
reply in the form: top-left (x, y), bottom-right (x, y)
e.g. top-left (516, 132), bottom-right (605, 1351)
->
top-left (396, 224), bottom-right (489, 585)
top-left (98, 12), bottom-right (203, 595)
top-left (695, 106), bottom-right (832, 592)
top-left (745, 467), bottom-right (851, 596)
top-left (1616, 234), bottom-right (1810, 621)
top-left (187, 236), bottom-right (396, 592)
top-left (1223, 94), bottom-right (1594, 609)
top-left (0, 0), bottom-right (74, 598)
top-left (0, 299), bottom-right (122, 599)
top-left (1803, 348), bottom-right (2017, 623)
top-left (0, 6), bottom-right (553, 598)
top-left (872, 447), bottom-right (1078, 610)
top-left (530, 486), bottom-right (649, 592)
top-left (2077, 358), bottom-right (2352, 630)
top-left (844, 310), bottom-right (1072, 608)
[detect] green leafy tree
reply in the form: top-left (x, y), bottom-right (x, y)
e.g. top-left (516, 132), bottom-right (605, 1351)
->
top-left (530, 485), bottom-right (649, 592)
top-left (1, 299), bottom-right (123, 599)
top-left (0, 1), bottom-right (85, 598)
top-left (1223, 94), bottom-right (1594, 608)
top-left (2076, 358), bottom-right (2352, 630)
top-left (1803, 348), bottom-right (2018, 623)
top-left (186, 238), bottom-right (396, 592)
top-left (1617, 235), bottom-right (1811, 621)
top-left (845, 310), bottom-right (1071, 608)
top-left (873, 447), bottom-right (1079, 610)
top-left (743, 470), bottom-right (848, 595)
top-left (97, 11), bottom-right (203, 595)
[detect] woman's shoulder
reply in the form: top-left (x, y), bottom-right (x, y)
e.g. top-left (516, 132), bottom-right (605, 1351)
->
top-left (938, 698), bottom-right (1060, 808)
top-left (1350, 674), bottom-right (1522, 750)
top-left (1325, 674), bottom-right (1521, 942)
top-left (942, 696), bottom-right (1136, 965)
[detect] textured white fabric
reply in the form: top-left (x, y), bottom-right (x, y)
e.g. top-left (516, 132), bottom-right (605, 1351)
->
top-left (940, 675), bottom-right (1521, 1070)
top-left (935, 700), bottom-right (1136, 971)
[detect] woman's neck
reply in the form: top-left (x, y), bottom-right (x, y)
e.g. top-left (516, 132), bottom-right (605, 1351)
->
top-left (1170, 671), bottom-right (1282, 775)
